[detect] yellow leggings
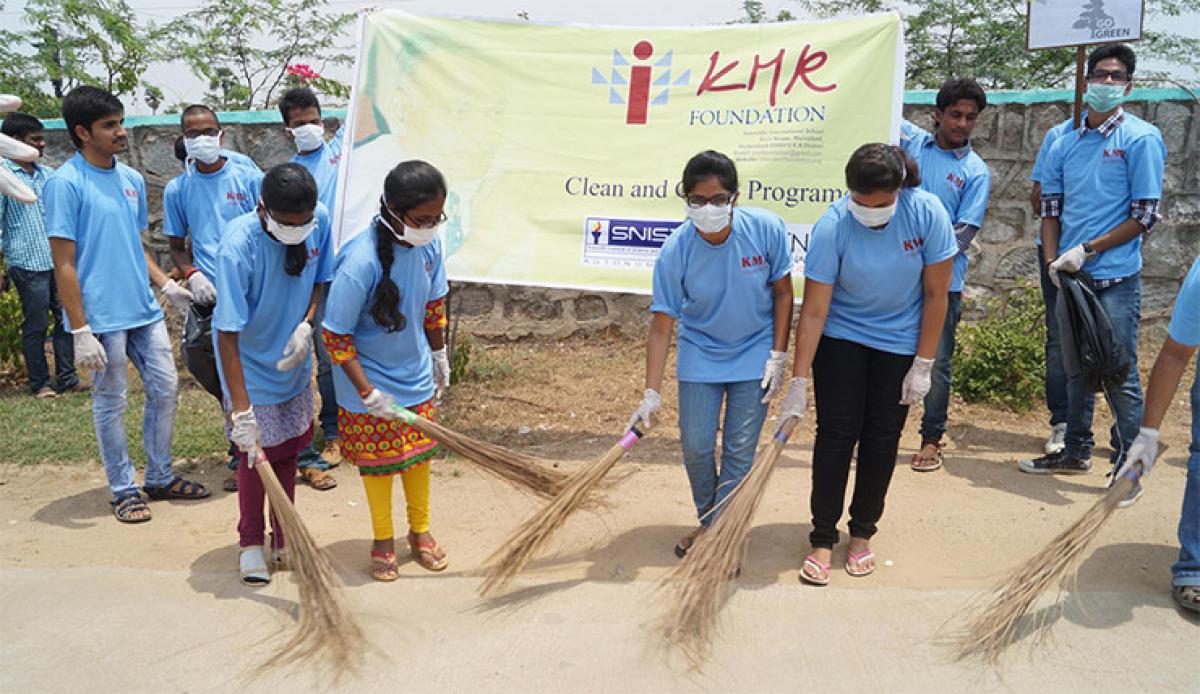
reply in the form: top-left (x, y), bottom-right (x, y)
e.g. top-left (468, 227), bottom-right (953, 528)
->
top-left (361, 463), bottom-right (431, 539)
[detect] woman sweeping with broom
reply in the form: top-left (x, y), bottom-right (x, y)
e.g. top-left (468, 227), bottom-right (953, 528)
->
top-left (775, 143), bottom-right (955, 586)
top-left (322, 160), bottom-right (452, 581)
top-left (627, 149), bottom-right (794, 558)
top-left (215, 163), bottom-right (334, 585)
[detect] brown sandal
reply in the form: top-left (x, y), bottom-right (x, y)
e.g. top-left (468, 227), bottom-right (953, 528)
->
top-left (370, 550), bottom-right (401, 582)
top-left (911, 440), bottom-right (944, 472)
top-left (300, 466), bottom-right (338, 490)
top-left (408, 532), bottom-right (448, 572)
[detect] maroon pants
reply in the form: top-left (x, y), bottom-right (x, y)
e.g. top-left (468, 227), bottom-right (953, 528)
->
top-left (237, 426), bottom-right (312, 548)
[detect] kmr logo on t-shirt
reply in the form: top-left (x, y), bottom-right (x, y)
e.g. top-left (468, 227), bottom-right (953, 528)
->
top-left (902, 237), bottom-right (925, 254)
top-left (124, 187), bottom-right (138, 200)
top-left (740, 254), bottom-right (767, 273)
top-left (1103, 148), bottom-right (1126, 160)
top-left (944, 172), bottom-right (965, 190)
top-left (225, 191), bottom-right (248, 203)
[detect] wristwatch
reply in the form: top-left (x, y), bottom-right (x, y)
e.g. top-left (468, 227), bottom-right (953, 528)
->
top-left (1082, 242), bottom-right (1097, 259)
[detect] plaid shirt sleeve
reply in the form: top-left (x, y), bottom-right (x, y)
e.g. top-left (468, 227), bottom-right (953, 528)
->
top-left (1040, 194), bottom-right (1063, 219)
top-left (1131, 199), bottom-right (1161, 233)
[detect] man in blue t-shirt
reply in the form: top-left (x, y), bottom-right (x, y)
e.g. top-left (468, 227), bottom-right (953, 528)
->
top-left (278, 86), bottom-right (344, 488)
top-left (900, 78), bottom-right (992, 473)
top-left (1021, 44), bottom-right (1167, 479)
top-left (46, 86), bottom-right (209, 522)
top-left (164, 104), bottom-right (264, 490)
top-left (1111, 255), bottom-right (1200, 614)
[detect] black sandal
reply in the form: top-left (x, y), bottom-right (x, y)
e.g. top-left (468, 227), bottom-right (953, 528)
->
top-left (144, 476), bottom-right (211, 500)
top-left (111, 494), bottom-right (151, 523)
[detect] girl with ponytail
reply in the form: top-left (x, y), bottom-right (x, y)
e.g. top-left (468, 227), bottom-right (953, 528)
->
top-left (321, 160), bottom-right (452, 580)
top-left (772, 142), bottom-right (954, 586)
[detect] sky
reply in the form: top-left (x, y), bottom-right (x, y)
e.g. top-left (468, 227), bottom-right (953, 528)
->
top-left (2, 0), bottom-right (1196, 114)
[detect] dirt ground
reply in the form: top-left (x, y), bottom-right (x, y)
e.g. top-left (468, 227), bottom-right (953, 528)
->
top-left (1, 335), bottom-right (1198, 692)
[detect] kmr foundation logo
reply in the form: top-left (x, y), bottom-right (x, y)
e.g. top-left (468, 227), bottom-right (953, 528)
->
top-left (591, 40), bottom-right (692, 125)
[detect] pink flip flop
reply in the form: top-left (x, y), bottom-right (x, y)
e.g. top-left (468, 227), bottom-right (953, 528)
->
top-left (800, 554), bottom-right (831, 586)
top-left (846, 549), bottom-right (876, 577)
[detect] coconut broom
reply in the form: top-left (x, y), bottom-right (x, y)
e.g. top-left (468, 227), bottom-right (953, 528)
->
top-left (657, 415), bottom-right (800, 669)
top-left (249, 447), bottom-right (366, 679)
top-left (953, 462), bottom-right (1146, 664)
top-left (389, 403), bottom-right (569, 499)
top-left (479, 427), bottom-right (646, 597)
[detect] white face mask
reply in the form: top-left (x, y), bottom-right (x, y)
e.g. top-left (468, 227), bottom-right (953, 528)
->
top-left (184, 133), bottom-right (222, 165)
top-left (264, 210), bottom-right (316, 245)
top-left (378, 210), bottom-right (441, 247)
top-left (288, 123), bottom-right (325, 153)
top-left (847, 198), bottom-right (896, 229)
top-left (686, 203), bottom-right (732, 234)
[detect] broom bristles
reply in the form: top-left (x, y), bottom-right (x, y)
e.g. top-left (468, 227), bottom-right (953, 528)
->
top-left (398, 408), bottom-right (570, 499)
top-left (656, 418), bottom-right (798, 669)
top-left (480, 434), bottom-right (636, 597)
top-left (953, 473), bottom-right (1138, 664)
top-left (252, 456), bottom-right (367, 679)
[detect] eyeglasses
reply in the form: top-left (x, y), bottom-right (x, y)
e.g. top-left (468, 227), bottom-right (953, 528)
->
top-left (184, 128), bottom-right (221, 139)
top-left (403, 211), bottom-right (448, 229)
top-left (1087, 69), bottom-right (1130, 84)
top-left (683, 193), bottom-right (737, 208)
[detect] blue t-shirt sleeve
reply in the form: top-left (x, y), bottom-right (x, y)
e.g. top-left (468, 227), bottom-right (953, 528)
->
top-left (313, 207), bottom-right (335, 283)
top-left (803, 213), bottom-right (839, 285)
top-left (135, 176), bottom-right (149, 231)
top-left (1031, 127), bottom-right (1059, 183)
top-left (766, 216), bottom-right (794, 283)
top-left (922, 200), bottom-right (957, 266)
top-left (43, 177), bottom-right (79, 241)
top-left (649, 238), bottom-right (684, 319)
top-left (899, 119), bottom-right (927, 151)
top-left (957, 166), bottom-right (992, 228)
top-left (328, 125), bottom-right (345, 159)
top-left (1039, 138), bottom-right (1066, 196)
top-left (162, 179), bottom-right (186, 239)
top-left (1127, 132), bottom-right (1166, 201)
top-left (428, 244), bottom-right (449, 301)
top-left (323, 264), bottom-right (372, 335)
top-left (213, 238), bottom-right (252, 333)
top-left (1168, 258), bottom-right (1200, 346)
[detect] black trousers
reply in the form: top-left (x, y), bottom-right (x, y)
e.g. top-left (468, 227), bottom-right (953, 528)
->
top-left (810, 336), bottom-right (913, 548)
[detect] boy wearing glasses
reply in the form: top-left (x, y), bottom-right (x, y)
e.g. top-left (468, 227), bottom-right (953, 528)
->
top-left (1020, 44), bottom-right (1167, 495)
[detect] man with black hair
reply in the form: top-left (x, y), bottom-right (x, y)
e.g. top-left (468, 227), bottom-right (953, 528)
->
top-left (45, 85), bottom-right (209, 523)
top-left (279, 86), bottom-right (344, 489)
top-left (164, 104), bottom-right (265, 491)
top-left (899, 77), bottom-right (992, 473)
top-left (1021, 44), bottom-right (1167, 493)
top-left (1, 112), bottom-right (79, 398)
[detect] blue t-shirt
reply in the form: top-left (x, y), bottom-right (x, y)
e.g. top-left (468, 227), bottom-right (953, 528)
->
top-left (213, 205), bottom-right (334, 405)
top-left (43, 153), bottom-right (162, 333)
top-left (221, 149), bottom-right (261, 173)
top-left (162, 158), bottom-right (263, 281)
top-left (650, 206), bottom-right (793, 383)
top-left (1030, 117), bottom-right (1077, 247)
top-left (805, 188), bottom-right (957, 355)
top-left (291, 126), bottom-right (343, 218)
top-left (1040, 111), bottom-right (1166, 281)
top-left (322, 225), bottom-right (449, 410)
top-left (1168, 256), bottom-right (1200, 347)
top-left (900, 120), bottom-right (991, 293)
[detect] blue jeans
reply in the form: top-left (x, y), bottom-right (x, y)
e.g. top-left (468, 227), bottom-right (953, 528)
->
top-left (1059, 275), bottom-right (1143, 467)
top-left (677, 380), bottom-right (770, 526)
top-left (919, 291), bottom-right (962, 442)
top-left (1038, 247), bottom-right (1073, 426)
top-left (297, 292), bottom-right (336, 471)
top-left (1174, 357), bottom-right (1200, 587)
top-left (93, 320), bottom-right (178, 499)
top-left (8, 267), bottom-right (76, 393)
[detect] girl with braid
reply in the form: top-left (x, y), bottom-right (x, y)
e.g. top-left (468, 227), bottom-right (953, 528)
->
top-left (322, 161), bottom-right (452, 581)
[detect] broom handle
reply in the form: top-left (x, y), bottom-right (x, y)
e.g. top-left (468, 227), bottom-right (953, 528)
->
top-left (773, 415), bottom-right (800, 443)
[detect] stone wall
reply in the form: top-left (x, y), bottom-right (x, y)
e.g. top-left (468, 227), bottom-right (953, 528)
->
top-left (36, 96), bottom-right (1199, 340)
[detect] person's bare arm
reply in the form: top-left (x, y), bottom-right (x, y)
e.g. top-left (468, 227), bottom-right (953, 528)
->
top-left (1040, 215), bottom-right (1061, 266)
top-left (916, 258), bottom-right (953, 360)
top-left (168, 237), bottom-right (196, 279)
top-left (643, 312), bottom-right (675, 392)
top-left (1088, 217), bottom-right (1146, 255)
top-left (770, 274), bottom-right (794, 353)
top-left (143, 246), bottom-right (169, 288)
top-left (790, 279), bottom-right (833, 379)
top-left (1141, 337), bottom-right (1199, 430)
top-left (50, 238), bottom-right (87, 328)
top-left (217, 331), bottom-right (250, 413)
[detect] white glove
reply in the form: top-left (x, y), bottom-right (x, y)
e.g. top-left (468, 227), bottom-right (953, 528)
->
top-left (431, 347), bottom-right (451, 391)
top-left (230, 408), bottom-right (260, 457)
top-left (0, 164), bottom-right (35, 203)
top-left (899, 356), bottom-right (935, 405)
top-left (1112, 427), bottom-right (1159, 484)
top-left (1049, 244), bottom-right (1089, 280)
top-left (627, 388), bottom-right (662, 431)
top-left (773, 377), bottom-right (808, 436)
top-left (71, 325), bottom-right (108, 372)
top-left (276, 321), bottom-right (313, 371)
top-left (760, 350), bottom-right (788, 403)
top-left (161, 279), bottom-right (193, 314)
top-left (187, 271), bottom-right (217, 306)
top-left (363, 388), bottom-right (399, 420)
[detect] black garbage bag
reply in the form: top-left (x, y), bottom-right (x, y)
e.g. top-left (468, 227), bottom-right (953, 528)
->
top-left (1055, 270), bottom-right (1131, 393)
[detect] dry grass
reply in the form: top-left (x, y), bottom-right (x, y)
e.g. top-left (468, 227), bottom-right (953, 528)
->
top-left (251, 454), bottom-right (366, 680)
top-left (952, 471), bottom-right (1140, 664)
top-left (479, 431), bottom-right (641, 597)
top-left (656, 418), bottom-right (798, 669)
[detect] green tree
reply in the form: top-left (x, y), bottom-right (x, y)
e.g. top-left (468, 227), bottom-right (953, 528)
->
top-left (143, 84), bottom-right (164, 114)
top-left (791, 0), bottom-right (1200, 88)
top-left (167, 0), bottom-right (355, 111)
top-left (735, 0), bottom-right (797, 22)
top-left (0, 4), bottom-right (58, 117)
